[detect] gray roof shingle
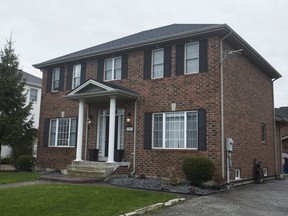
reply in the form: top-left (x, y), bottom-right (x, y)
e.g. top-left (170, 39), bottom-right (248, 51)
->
top-left (275, 107), bottom-right (288, 119)
top-left (19, 70), bottom-right (42, 87)
top-left (33, 24), bottom-right (219, 68)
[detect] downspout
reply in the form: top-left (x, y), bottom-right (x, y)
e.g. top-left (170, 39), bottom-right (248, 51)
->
top-left (131, 98), bottom-right (139, 175)
top-left (272, 78), bottom-right (279, 175)
top-left (220, 32), bottom-right (232, 180)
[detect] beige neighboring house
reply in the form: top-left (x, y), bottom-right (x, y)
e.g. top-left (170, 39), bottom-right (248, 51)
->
top-left (1, 70), bottom-right (42, 158)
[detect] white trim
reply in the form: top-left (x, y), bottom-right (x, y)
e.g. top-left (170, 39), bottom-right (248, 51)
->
top-left (152, 111), bottom-right (198, 150)
top-left (151, 48), bottom-right (164, 79)
top-left (281, 135), bottom-right (288, 141)
top-left (235, 169), bottom-right (241, 180)
top-left (104, 56), bottom-right (122, 81)
top-left (67, 79), bottom-right (114, 96)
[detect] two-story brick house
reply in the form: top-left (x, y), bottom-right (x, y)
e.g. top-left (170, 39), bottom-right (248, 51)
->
top-left (34, 24), bottom-right (281, 184)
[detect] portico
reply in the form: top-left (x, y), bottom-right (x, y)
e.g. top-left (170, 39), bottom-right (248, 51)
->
top-left (64, 79), bottom-right (139, 163)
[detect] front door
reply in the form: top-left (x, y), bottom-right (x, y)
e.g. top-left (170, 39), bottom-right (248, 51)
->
top-left (97, 109), bottom-right (124, 160)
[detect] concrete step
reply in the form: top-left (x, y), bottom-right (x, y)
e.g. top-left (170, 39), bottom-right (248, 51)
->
top-left (67, 169), bottom-right (113, 178)
top-left (67, 165), bottom-right (114, 173)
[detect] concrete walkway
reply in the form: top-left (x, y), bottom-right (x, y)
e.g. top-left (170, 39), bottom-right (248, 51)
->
top-left (148, 178), bottom-right (288, 216)
top-left (0, 180), bottom-right (46, 189)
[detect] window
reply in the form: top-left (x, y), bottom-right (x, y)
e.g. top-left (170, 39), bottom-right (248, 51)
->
top-left (235, 169), bottom-right (241, 180)
top-left (104, 57), bottom-right (122, 81)
top-left (52, 68), bottom-right (60, 91)
top-left (152, 49), bottom-right (164, 79)
top-left (72, 64), bottom-right (81, 89)
top-left (49, 118), bottom-right (77, 147)
top-left (152, 111), bottom-right (198, 149)
top-left (29, 88), bottom-right (38, 102)
top-left (261, 123), bottom-right (266, 144)
top-left (185, 42), bottom-right (199, 74)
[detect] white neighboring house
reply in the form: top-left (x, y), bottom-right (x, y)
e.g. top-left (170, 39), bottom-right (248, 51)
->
top-left (1, 70), bottom-right (42, 158)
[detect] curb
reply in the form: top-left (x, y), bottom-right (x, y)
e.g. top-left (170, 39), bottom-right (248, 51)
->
top-left (119, 198), bottom-right (185, 216)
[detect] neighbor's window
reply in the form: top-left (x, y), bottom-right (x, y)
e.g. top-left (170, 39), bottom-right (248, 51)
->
top-left (152, 49), bottom-right (164, 79)
top-left (72, 64), bottom-right (81, 89)
top-left (185, 42), bottom-right (199, 74)
top-left (49, 118), bottom-right (77, 147)
top-left (261, 123), bottom-right (266, 144)
top-left (52, 68), bottom-right (60, 91)
top-left (235, 169), bottom-right (241, 180)
top-left (29, 88), bottom-right (38, 102)
top-left (152, 111), bottom-right (198, 149)
top-left (104, 57), bottom-right (122, 81)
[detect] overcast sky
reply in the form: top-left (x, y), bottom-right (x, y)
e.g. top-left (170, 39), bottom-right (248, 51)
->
top-left (1, 0), bottom-right (287, 107)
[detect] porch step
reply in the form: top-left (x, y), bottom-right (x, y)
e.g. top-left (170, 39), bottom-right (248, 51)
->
top-left (67, 161), bottom-right (116, 178)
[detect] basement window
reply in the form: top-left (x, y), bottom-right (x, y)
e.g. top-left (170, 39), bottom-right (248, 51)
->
top-left (235, 169), bottom-right (241, 180)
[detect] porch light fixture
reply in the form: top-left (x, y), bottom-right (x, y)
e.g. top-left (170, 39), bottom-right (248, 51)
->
top-left (126, 112), bottom-right (132, 125)
top-left (87, 115), bottom-right (93, 125)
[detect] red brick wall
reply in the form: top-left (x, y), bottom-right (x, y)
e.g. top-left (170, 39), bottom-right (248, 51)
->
top-left (37, 35), bottom-right (276, 184)
top-left (223, 41), bottom-right (277, 179)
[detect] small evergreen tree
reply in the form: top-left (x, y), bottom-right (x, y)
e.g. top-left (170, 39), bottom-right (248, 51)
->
top-left (0, 39), bottom-right (37, 168)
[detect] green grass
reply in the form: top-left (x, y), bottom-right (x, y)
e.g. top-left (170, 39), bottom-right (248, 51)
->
top-left (0, 172), bottom-right (40, 184)
top-left (0, 184), bottom-right (176, 216)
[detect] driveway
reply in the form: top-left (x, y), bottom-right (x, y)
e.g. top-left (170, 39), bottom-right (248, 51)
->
top-left (149, 178), bottom-right (288, 216)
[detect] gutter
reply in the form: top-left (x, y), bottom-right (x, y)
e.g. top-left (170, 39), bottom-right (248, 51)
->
top-left (220, 31), bottom-right (232, 180)
top-left (131, 98), bottom-right (139, 175)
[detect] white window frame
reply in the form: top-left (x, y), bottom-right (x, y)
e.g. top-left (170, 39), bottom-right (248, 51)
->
top-left (29, 88), bottom-right (38, 102)
top-left (185, 41), bottom-right (199, 74)
top-left (49, 117), bottom-right (77, 147)
top-left (152, 111), bottom-right (198, 149)
top-left (72, 64), bottom-right (81, 89)
top-left (235, 169), bottom-right (241, 180)
top-left (151, 48), bottom-right (164, 79)
top-left (52, 68), bottom-right (60, 91)
top-left (104, 57), bottom-right (122, 81)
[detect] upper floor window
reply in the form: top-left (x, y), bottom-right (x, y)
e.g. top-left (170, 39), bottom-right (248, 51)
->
top-left (52, 68), bottom-right (60, 91)
top-left (185, 42), bottom-right (199, 74)
top-left (152, 49), bottom-right (164, 79)
top-left (104, 57), bottom-right (122, 81)
top-left (261, 123), bottom-right (266, 144)
top-left (29, 88), bottom-right (38, 102)
top-left (49, 117), bottom-right (77, 147)
top-left (72, 64), bottom-right (81, 89)
top-left (152, 111), bottom-right (198, 149)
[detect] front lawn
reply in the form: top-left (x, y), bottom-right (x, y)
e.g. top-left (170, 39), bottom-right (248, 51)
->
top-left (0, 172), bottom-right (40, 184)
top-left (0, 184), bottom-right (176, 216)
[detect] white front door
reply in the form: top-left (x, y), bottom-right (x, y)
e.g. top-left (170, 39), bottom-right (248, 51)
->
top-left (97, 109), bottom-right (124, 160)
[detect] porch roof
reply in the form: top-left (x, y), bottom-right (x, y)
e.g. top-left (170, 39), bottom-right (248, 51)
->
top-left (64, 79), bottom-right (139, 103)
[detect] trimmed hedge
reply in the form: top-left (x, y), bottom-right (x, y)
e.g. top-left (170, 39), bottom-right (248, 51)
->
top-left (16, 155), bottom-right (36, 172)
top-left (182, 157), bottom-right (215, 186)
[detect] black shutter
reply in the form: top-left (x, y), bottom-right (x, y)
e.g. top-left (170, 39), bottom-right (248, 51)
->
top-left (144, 113), bottom-right (152, 150)
top-left (66, 65), bottom-right (73, 91)
top-left (46, 69), bottom-right (53, 93)
top-left (121, 55), bottom-right (128, 79)
top-left (97, 59), bottom-right (104, 82)
top-left (176, 44), bottom-right (184, 76)
top-left (143, 50), bottom-right (151, 80)
top-left (80, 63), bottom-right (86, 84)
top-left (43, 118), bottom-right (50, 147)
top-left (199, 39), bottom-right (208, 72)
top-left (198, 109), bottom-right (207, 151)
top-left (59, 67), bottom-right (65, 91)
top-left (164, 46), bottom-right (171, 77)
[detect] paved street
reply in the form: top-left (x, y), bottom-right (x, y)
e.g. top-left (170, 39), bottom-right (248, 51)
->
top-left (149, 178), bottom-right (288, 216)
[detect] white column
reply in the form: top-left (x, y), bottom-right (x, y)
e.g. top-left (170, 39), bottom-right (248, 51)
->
top-left (107, 96), bottom-right (116, 163)
top-left (75, 100), bottom-right (85, 161)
